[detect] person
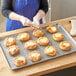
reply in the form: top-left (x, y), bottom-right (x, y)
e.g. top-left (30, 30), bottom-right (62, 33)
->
top-left (1, 0), bottom-right (48, 31)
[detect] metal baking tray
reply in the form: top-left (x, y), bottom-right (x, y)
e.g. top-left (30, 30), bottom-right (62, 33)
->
top-left (0, 24), bottom-right (76, 70)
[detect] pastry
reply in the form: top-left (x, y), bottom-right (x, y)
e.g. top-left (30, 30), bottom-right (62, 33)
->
top-left (44, 46), bottom-right (57, 56)
top-left (46, 25), bottom-right (57, 33)
top-left (17, 33), bottom-right (30, 41)
top-left (33, 29), bottom-right (45, 37)
top-left (24, 40), bottom-right (37, 50)
top-left (4, 37), bottom-right (16, 47)
top-left (7, 45), bottom-right (20, 55)
top-left (14, 56), bottom-right (27, 66)
top-left (28, 51), bottom-right (41, 62)
top-left (37, 37), bottom-right (50, 46)
top-left (59, 41), bottom-right (72, 51)
top-left (53, 33), bottom-right (64, 41)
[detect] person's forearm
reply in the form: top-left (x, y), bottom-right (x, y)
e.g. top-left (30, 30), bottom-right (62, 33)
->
top-left (9, 12), bottom-right (33, 27)
top-left (9, 12), bottom-right (23, 21)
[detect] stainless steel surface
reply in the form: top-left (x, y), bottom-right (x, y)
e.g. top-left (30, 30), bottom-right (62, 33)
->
top-left (0, 24), bottom-right (76, 70)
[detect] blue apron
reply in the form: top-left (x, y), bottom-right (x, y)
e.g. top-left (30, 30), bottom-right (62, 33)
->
top-left (6, 0), bottom-right (42, 31)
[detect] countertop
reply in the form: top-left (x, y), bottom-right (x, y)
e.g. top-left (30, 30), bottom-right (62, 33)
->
top-left (0, 16), bottom-right (76, 76)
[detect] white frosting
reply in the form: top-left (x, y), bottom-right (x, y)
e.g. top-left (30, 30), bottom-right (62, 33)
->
top-left (47, 48), bottom-right (54, 52)
top-left (18, 57), bottom-right (25, 61)
top-left (8, 38), bottom-right (14, 42)
top-left (55, 34), bottom-right (61, 37)
top-left (10, 48), bottom-right (15, 52)
top-left (51, 27), bottom-right (56, 31)
top-left (29, 42), bottom-right (35, 46)
top-left (41, 38), bottom-right (47, 43)
top-left (63, 43), bottom-right (70, 47)
top-left (9, 47), bottom-right (16, 54)
top-left (21, 34), bottom-right (26, 38)
top-left (32, 53), bottom-right (40, 57)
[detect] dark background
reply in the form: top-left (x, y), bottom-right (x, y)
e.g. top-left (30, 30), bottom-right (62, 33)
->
top-left (43, 66), bottom-right (76, 76)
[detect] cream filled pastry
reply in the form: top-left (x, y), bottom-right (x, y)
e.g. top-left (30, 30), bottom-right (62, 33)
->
top-left (53, 33), bottom-right (64, 41)
top-left (24, 40), bottom-right (37, 50)
top-left (37, 37), bottom-right (50, 46)
top-left (4, 37), bottom-right (16, 47)
top-left (14, 56), bottom-right (27, 66)
top-left (44, 46), bottom-right (57, 56)
top-left (59, 41), bottom-right (72, 51)
top-left (7, 45), bottom-right (20, 55)
top-left (46, 25), bottom-right (57, 33)
top-left (33, 29), bottom-right (45, 37)
top-left (17, 33), bottom-right (30, 41)
top-left (28, 51), bottom-right (41, 62)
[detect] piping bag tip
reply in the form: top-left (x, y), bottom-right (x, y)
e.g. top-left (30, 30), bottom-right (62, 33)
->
top-left (31, 22), bottom-right (40, 29)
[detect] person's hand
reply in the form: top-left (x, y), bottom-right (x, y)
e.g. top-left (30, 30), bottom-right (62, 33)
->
top-left (33, 10), bottom-right (45, 28)
top-left (33, 16), bottom-right (40, 25)
top-left (33, 16), bottom-right (40, 28)
top-left (19, 16), bottom-right (33, 26)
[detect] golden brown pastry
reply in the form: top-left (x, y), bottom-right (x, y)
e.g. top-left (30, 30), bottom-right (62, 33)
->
top-left (17, 33), bottom-right (30, 41)
top-left (59, 41), bottom-right (72, 51)
top-left (14, 56), bottom-right (27, 66)
top-left (33, 29), bottom-right (45, 37)
top-left (24, 40), bottom-right (37, 50)
top-left (44, 46), bottom-right (57, 56)
top-left (4, 37), bottom-right (16, 47)
top-left (37, 37), bottom-right (50, 46)
top-left (7, 45), bottom-right (20, 55)
top-left (46, 25), bottom-right (57, 33)
top-left (53, 33), bottom-right (64, 41)
top-left (28, 51), bottom-right (41, 62)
